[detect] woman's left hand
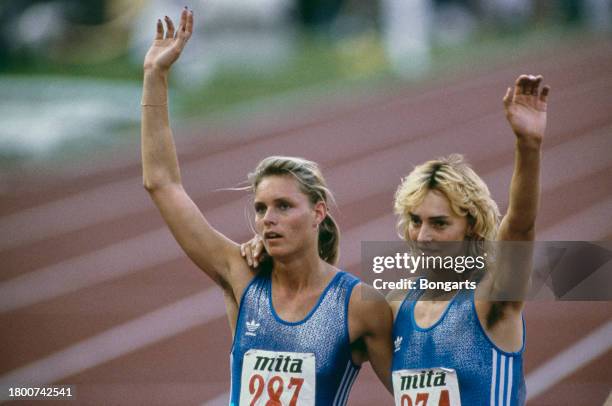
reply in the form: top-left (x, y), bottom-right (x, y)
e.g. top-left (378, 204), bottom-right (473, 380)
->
top-left (503, 74), bottom-right (549, 146)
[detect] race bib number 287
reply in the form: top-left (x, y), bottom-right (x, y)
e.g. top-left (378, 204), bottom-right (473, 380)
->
top-left (240, 349), bottom-right (315, 406)
top-left (393, 368), bottom-right (461, 406)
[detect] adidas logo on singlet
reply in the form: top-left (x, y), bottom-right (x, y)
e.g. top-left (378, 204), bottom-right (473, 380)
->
top-left (394, 336), bottom-right (403, 352)
top-left (245, 319), bottom-right (260, 336)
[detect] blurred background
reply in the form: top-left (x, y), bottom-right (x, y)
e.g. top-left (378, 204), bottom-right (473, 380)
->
top-left (1, 0), bottom-right (610, 169)
top-left (1, 0), bottom-right (611, 405)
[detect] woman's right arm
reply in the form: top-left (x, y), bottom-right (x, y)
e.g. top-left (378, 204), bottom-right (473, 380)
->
top-left (141, 8), bottom-right (248, 291)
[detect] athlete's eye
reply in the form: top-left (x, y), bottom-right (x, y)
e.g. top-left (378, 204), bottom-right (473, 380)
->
top-left (410, 215), bottom-right (421, 225)
top-left (254, 204), bottom-right (266, 215)
top-left (432, 221), bottom-right (448, 229)
top-left (278, 202), bottom-right (290, 211)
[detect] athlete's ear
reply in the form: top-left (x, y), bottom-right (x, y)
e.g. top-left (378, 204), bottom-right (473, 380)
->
top-left (313, 201), bottom-right (327, 228)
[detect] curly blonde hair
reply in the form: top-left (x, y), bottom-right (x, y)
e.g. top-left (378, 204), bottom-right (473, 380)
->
top-left (394, 154), bottom-right (500, 245)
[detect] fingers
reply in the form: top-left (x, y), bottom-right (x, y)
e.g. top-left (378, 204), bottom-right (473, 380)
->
top-left (164, 16), bottom-right (175, 39)
top-left (155, 19), bottom-right (163, 40)
top-left (513, 74), bottom-right (528, 98)
top-left (531, 75), bottom-right (543, 97)
top-left (249, 237), bottom-right (266, 268)
top-left (241, 238), bottom-right (266, 267)
top-left (180, 6), bottom-right (188, 29)
top-left (241, 243), bottom-right (254, 267)
top-left (185, 7), bottom-right (194, 34)
top-left (503, 86), bottom-right (513, 108)
top-left (513, 74), bottom-right (548, 100)
top-left (155, 8), bottom-right (193, 42)
top-left (175, 7), bottom-right (193, 46)
top-left (540, 85), bottom-right (550, 103)
top-left (252, 238), bottom-right (266, 268)
top-left (253, 240), bottom-right (263, 260)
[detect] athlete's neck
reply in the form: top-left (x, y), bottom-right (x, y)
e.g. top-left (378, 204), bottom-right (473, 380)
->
top-left (272, 255), bottom-right (333, 294)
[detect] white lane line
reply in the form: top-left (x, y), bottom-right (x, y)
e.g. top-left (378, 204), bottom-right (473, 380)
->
top-left (15, 40), bottom-right (612, 185)
top-left (0, 198), bottom-right (247, 313)
top-left (0, 154), bottom-right (250, 252)
top-left (1, 128), bottom-right (609, 314)
top-left (0, 196), bottom-right (609, 401)
top-left (0, 228), bottom-right (180, 313)
top-left (0, 287), bottom-right (226, 401)
top-left (526, 320), bottom-right (612, 400)
top-left (1, 75), bottom-right (610, 252)
top-left (538, 197), bottom-right (612, 241)
top-left (203, 392), bottom-right (230, 406)
top-left (0, 177), bottom-right (143, 251)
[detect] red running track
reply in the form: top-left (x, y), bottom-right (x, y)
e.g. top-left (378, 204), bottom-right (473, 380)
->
top-left (0, 39), bottom-right (611, 405)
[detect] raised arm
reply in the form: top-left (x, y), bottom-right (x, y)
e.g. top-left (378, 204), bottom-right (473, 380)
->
top-left (474, 75), bottom-right (549, 352)
top-left (499, 74), bottom-right (549, 240)
top-left (480, 75), bottom-right (549, 312)
top-left (141, 8), bottom-right (249, 294)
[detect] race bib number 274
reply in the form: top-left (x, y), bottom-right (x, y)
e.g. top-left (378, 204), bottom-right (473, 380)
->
top-left (240, 349), bottom-right (315, 406)
top-left (393, 368), bottom-right (461, 406)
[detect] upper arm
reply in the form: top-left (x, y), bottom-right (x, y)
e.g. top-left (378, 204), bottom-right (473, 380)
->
top-left (475, 215), bottom-right (535, 323)
top-left (497, 214), bottom-right (535, 242)
top-left (350, 283), bottom-right (394, 393)
top-left (147, 183), bottom-right (251, 291)
top-left (486, 141), bottom-right (539, 308)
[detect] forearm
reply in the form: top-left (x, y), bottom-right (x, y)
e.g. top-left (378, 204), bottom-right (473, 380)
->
top-left (141, 69), bottom-right (182, 190)
top-left (505, 139), bottom-right (541, 234)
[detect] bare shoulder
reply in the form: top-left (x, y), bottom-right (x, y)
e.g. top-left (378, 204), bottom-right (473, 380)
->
top-left (350, 283), bottom-right (389, 310)
top-left (349, 282), bottom-right (393, 335)
top-left (224, 246), bottom-right (261, 305)
top-left (386, 288), bottom-right (409, 320)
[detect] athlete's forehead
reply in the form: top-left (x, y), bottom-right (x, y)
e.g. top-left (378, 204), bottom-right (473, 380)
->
top-left (409, 190), bottom-right (457, 219)
top-left (254, 175), bottom-right (306, 203)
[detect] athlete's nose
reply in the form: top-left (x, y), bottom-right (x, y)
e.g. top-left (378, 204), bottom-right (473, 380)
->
top-left (417, 224), bottom-right (433, 243)
top-left (263, 209), bottom-right (278, 225)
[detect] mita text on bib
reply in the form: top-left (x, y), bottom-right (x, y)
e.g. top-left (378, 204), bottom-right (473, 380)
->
top-left (393, 367), bottom-right (461, 406)
top-left (240, 349), bottom-right (315, 406)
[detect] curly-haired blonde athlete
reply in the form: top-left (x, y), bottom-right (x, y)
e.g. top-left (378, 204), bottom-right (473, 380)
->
top-left (389, 74), bottom-right (549, 406)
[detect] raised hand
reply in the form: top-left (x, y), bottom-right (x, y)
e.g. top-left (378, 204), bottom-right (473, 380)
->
top-left (503, 74), bottom-right (550, 145)
top-left (143, 7), bottom-right (194, 73)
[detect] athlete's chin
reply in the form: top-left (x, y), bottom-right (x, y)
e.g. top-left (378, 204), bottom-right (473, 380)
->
top-left (266, 245), bottom-right (293, 259)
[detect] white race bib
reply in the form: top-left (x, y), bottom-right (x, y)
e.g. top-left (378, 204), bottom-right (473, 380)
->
top-left (393, 368), bottom-right (461, 406)
top-left (240, 349), bottom-right (316, 406)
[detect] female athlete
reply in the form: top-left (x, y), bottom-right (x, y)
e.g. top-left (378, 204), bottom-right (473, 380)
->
top-left (140, 8), bottom-right (393, 405)
top-left (389, 74), bottom-right (549, 405)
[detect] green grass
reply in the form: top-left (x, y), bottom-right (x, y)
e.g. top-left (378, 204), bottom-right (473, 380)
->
top-left (174, 23), bottom-right (597, 117)
top-left (0, 22), bottom-right (600, 171)
top-left (3, 53), bottom-right (143, 81)
top-left (3, 22), bottom-right (594, 115)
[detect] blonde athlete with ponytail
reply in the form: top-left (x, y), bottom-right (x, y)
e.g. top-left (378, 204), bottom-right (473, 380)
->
top-left (140, 8), bottom-right (392, 405)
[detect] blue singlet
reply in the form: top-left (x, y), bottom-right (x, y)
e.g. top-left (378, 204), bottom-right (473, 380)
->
top-left (230, 271), bottom-right (360, 405)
